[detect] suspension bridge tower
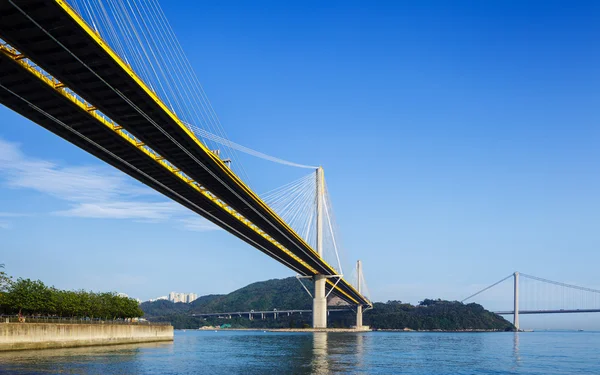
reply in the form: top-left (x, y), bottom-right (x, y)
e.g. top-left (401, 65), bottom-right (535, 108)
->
top-left (513, 271), bottom-right (519, 331)
top-left (313, 166), bottom-right (327, 328)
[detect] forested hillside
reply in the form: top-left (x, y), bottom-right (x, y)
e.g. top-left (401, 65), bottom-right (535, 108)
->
top-left (141, 278), bottom-right (514, 331)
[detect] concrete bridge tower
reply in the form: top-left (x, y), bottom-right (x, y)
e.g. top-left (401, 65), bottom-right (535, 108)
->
top-left (356, 260), bottom-right (363, 329)
top-left (313, 166), bottom-right (327, 328)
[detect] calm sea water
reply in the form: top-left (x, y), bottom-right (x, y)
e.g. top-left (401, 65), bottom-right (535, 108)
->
top-left (0, 331), bottom-right (599, 374)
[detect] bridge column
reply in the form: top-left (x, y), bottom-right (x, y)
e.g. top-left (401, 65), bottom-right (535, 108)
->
top-left (356, 305), bottom-right (363, 328)
top-left (313, 275), bottom-right (327, 328)
top-left (313, 167), bottom-right (327, 328)
top-left (514, 271), bottom-right (520, 331)
top-left (355, 260), bottom-right (364, 329)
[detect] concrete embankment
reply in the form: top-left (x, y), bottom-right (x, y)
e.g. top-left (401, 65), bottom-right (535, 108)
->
top-left (0, 323), bottom-right (173, 351)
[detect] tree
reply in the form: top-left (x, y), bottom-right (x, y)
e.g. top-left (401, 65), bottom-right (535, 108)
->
top-left (0, 264), bottom-right (12, 292)
top-left (0, 271), bottom-right (143, 319)
top-left (6, 278), bottom-right (50, 314)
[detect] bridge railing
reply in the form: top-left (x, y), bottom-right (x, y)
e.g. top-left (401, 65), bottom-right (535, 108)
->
top-left (0, 315), bottom-right (170, 325)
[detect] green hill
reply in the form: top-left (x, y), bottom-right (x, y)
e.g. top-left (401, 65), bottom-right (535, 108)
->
top-left (141, 278), bottom-right (514, 331)
top-left (189, 277), bottom-right (312, 313)
top-left (335, 299), bottom-right (513, 331)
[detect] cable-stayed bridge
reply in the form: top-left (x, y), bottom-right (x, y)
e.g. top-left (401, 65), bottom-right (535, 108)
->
top-left (463, 272), bottom-right (600, 330)
top-left (0, 0), bottom-right (371, 328)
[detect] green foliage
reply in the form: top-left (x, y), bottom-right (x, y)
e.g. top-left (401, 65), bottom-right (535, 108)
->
top-left (360, 300), bottom-right (514, 331)
top-left (0, 264), bottom-right (13, 293)
top-left (0, 274), bottom-right (143, 319)
top-left (5, 278), bottom-right (51, 314)
top-left (190, 277), bottom-right (312, 313)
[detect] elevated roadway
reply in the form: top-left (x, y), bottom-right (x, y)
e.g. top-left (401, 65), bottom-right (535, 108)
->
top-left (0, 0), bottom-right (371, 308)
top-left (192, 309), bottom-right (352, 318)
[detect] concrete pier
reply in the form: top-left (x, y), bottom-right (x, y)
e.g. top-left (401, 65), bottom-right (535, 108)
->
top-left (0, 323), bottom-right (173, 351)
top-left (313, 274), bottom-right (327, 328)
top-left (356, 305), bottom-right (363, 328)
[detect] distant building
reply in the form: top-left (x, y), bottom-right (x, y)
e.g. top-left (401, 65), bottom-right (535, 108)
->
top-left (146, 293), bottom-right (197, 303)
top-left (167, 292), bottom-right (198, 303)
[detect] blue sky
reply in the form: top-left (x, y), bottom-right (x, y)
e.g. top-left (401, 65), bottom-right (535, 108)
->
top-left (0, 0), bottom-right (599, 328)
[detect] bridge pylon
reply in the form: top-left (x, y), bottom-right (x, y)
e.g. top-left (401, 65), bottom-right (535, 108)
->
top-left (514, 271), bottom-right (519, 331)
top-left (356, 260), bottom-right (363, 329)
top-left (313, 167), bottom-right (327, 328)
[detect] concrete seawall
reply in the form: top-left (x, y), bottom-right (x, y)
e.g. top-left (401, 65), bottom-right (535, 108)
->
top-left (0, 323), bottom-right (173, 351)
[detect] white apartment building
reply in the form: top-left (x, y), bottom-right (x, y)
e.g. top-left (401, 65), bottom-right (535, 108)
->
top-left (168, 292), bottom-right (198, 303)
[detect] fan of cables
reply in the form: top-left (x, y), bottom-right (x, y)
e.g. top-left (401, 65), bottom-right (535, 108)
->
top-left (261, 170), bottom-right (347, 276)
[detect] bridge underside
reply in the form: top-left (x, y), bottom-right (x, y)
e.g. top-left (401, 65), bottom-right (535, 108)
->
top-left (0, 48), bottom-right (316, 278)
top-left (0, 0), bottom-right (370, 307)
top-left (0, 0), bottom-right (330, 276)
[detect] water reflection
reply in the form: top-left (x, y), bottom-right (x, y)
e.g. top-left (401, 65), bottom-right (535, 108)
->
top-left (311, 332), bottom-right (329, 374)
top-left (512, 332), bottom-right (521, 368)
top-left (355, 332), bottom-right (365, 370)
top-left (309, 332), bottom-right (368, 374)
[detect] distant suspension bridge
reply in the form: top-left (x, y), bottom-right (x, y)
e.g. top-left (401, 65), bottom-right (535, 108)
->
top-left (462, 272), bottom-right (600, 330)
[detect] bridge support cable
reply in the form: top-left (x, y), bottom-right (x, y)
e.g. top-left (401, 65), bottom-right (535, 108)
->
top-left (187, 123), bottom-right (317, 170)
top-left (461, 272), bottom-right (518, 328)
top-left (261, 172), bottom-right (318, 249)
top-left (519, 273), bottom-right (600, 313)
top-left (296, 275), bottom-right (313, 299)
top-left (322, 180), bottom-right (346, 276)
top-left (461, 273), bottom-right (514, 304)
top-left (66, 0), bottom-right (251, 181)
top-left (261, 168), bottom-right (350, 284)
